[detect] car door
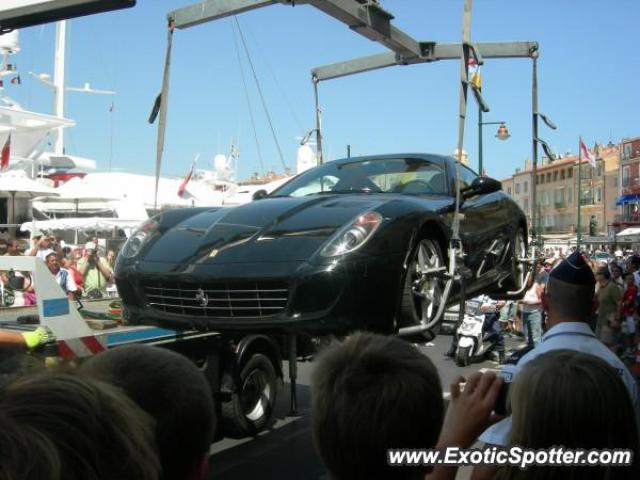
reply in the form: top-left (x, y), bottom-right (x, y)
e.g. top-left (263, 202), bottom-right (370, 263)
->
top-left (449, 161), bottom-right (509, 290)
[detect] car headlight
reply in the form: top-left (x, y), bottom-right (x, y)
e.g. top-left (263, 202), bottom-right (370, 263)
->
top-left (120, 218), bottom-right (159, 258)
top-left (320, 211), bottom-right (383, 257)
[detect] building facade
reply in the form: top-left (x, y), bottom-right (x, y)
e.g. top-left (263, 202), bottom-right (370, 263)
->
top-left (614, 137), bottom-right (640, 232)
top-left (501, 143), bottom-right (619, 237)
top-left (511, 163), bottom-right (533, 226)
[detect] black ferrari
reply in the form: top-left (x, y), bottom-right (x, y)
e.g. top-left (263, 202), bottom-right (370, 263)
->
top-left (115, 154), bottom-right (527, 336)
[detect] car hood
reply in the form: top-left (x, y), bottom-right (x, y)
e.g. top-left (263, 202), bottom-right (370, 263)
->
top-left (143, 195), bottom-right (391, 264)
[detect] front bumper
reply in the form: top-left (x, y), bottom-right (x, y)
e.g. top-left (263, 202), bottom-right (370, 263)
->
top-left (116, 254), bottom-right (404, 336)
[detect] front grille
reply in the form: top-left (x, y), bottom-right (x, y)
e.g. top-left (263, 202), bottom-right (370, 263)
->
top-left (142, 279), bottom-right (289, 318)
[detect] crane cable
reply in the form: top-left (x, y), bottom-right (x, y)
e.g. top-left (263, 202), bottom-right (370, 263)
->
top-left (231, 19), bottom-right (265, 175)
top-left (233, 17), bottom-right (287, 171)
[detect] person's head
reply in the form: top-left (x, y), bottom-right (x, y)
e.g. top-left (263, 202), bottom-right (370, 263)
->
top-left (542, 251), bottom-right (596, 326)
top-left (610, 263), bottom-right (622, 279)
top-left (0, 370), bottom-right (160, 480)
top-left (106, 249), bottom-right (116, 264)
top-left (543, 258), bottom-right (554, 272)
top-left (505, 350), bottom-right (639, 479)
top-left (80, 345), bottom-right (215, 480)
top-left (45, 252), bottom-right (60, 274)
top-left (595, 266), bottom-right (611, 286)
top-left (625, 272), bottom-right (635, 287)
top-left (62, 256), bottom-right (75, 269)
top-left (84, 241), bottom-right (97, 257)
top-left (6, 239), bottom-right (20, 255)
top-left (38, 234), bottom-right (52, 249)
top-left (311, 332), bottom-right (443, 480)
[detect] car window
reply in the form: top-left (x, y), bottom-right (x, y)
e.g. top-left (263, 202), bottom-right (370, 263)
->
top-left (287, 175), bottom-right (339, 197)
top-left (458, 165), bottom-right (478, 189)
top-left (272, 157), bottom-right (448, 197)
top-left (367, 161), bottom-right (447, 194)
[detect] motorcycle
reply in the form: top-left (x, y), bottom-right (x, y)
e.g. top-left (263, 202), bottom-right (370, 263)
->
top-left (454, 306), bottom-right (503, 367)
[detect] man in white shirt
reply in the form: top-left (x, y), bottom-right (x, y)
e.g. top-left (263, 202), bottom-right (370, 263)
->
top-left (472, 251), bottom-right (639, 480)
top-left (45, 252), bottom-right (78, 301)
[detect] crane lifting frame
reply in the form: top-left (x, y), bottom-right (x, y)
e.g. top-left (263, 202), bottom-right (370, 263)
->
top-left (157, 0), bottom-right (549, 412)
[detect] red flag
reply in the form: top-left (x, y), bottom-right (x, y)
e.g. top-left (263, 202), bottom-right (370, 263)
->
top-left (579, 138), bottom-right (596, 168)
top-left (1, 134), bottom-right (10, 171)
top-left (177, 165), bottom-right (194, 198)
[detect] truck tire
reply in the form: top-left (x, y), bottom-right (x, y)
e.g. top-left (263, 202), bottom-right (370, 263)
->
top-left (221, 353), bottom-right (278, 438)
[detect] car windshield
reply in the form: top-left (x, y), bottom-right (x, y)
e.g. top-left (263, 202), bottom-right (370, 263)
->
top-left (271, 157), bottom-right (448, 197)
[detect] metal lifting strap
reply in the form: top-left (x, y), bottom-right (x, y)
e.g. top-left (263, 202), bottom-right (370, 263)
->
top-left (154, 19), bottom-right (175, 211)
top-left (312, 76), bottom-right (323, 165)
top-left (452, 0), bottom-right (472, 246)
top-left (398, 0), bottom-right (474, 338)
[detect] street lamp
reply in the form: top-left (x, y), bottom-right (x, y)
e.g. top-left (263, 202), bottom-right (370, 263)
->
top-left (478, 118), bottom-right (510, 175)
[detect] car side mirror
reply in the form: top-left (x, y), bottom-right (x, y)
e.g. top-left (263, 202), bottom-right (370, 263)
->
top-left (252, 189), bottom-right (268, 201)
top-left (461, 176), bottom-right (502, 200)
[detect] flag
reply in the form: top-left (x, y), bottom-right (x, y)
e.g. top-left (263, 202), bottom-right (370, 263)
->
top-left (1, 134), bottom-right (10, 171)
top-left (579, 138), bottom-right (596, 168)
top-left (177, 164), bottom-right (194, 198)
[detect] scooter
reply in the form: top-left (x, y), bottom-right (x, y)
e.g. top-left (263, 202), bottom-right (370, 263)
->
top-left (454, 310), bottom-right (502, 367)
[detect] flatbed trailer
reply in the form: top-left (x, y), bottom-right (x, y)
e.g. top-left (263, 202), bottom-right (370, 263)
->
top-left (0, 256), bottom-right (301, 438)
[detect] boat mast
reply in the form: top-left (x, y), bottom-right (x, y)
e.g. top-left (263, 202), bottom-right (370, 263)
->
top-left (53, 20), bottom-right (67, 155)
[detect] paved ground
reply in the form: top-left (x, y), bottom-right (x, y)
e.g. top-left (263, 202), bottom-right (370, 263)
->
top-left (209, 333), bottom-right (522, 480)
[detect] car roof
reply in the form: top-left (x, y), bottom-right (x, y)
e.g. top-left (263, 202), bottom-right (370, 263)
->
top-left (328, 153), bottom-right (451, 167)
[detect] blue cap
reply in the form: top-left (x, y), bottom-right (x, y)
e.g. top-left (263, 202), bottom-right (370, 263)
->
top-left (549, 251), bottom-right (595, 286)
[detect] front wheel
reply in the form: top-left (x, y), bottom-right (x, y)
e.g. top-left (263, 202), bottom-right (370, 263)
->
top-left (399, 238), bottom-right (445, 340)
top-left (507, 228), bottom-right (528, 294)
top-left (220, 353), bottom-right (278, 438)
top-left (455, 346), bottom-right (471, 367)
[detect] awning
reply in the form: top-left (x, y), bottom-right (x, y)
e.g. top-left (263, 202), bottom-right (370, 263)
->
top-left (616, 227), bottom-right (640, 237)
top-left (616, 194), bottom-right (640, 205)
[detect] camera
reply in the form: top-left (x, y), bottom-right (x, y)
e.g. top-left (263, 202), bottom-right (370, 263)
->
top-left (494, 364), bottom-right (517, 415)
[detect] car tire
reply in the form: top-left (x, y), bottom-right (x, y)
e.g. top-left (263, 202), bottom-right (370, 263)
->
top-left (399, 237), bottom-right (445, 341)
top-left (455, 346), bottom-right (471, 367)
top-left (220, 353), bottom-right (278, 438)
top-left (507, 228), bottom-right (527, 293)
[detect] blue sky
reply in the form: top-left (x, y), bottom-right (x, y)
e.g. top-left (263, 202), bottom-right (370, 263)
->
top-left (5, 0), bottom-right (639, 181)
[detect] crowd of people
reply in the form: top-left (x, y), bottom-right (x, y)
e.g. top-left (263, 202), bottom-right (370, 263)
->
top-left (0, 231), bottom-right (119, 306)
top-left (312, 251), bottom-right (640, 480)
top-left (454, 247), bottom-right (640, 370)
top-left (1, 246), bottom-right (639, 478)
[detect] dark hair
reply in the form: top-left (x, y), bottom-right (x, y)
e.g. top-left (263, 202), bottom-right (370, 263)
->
top-left (81, 345), bottom-right (215, 480)
top-left (546, 277), bottom-right (595, 320)
top-left (311, 332), bottom-right (443, 480)
top-left (596, 267), bottom-right (611, 279)
top-left (0, 371), bottom-right (160, 480)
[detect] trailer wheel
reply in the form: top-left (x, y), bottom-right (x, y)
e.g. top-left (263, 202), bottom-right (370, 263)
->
top-left (221, 353), bottom-right (277, 438)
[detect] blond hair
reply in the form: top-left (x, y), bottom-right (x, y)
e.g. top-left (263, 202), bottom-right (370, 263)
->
top-left (499, 350), bottom-right (639, 480)
top-left (311, 332), bottom-right (443, 480)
